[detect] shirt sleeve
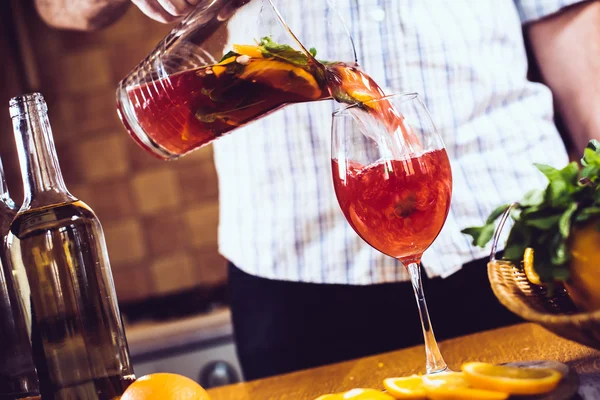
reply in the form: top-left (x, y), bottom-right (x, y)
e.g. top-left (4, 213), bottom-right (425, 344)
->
top-left (513, 0), bottom-right (589, 24)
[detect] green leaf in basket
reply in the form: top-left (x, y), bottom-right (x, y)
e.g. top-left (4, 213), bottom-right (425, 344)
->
top-left (461, 140), bottom-right (600, 286)
top-left (559, 203), bottom-right (578, 238)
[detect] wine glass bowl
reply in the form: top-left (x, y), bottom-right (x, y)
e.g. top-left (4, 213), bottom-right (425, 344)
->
top-left (331, 93), bottom-right (452, 374)
top-left (331, 93), bottom-right (452, 263)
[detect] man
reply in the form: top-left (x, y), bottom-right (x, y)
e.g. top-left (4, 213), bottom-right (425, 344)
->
top-left (37, 0), bottom-right (598, 381)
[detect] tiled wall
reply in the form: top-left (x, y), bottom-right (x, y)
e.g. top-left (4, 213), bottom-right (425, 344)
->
top-left (1, 3), bottom-right (227, 304)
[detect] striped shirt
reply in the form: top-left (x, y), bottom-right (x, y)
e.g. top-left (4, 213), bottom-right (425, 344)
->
top-left (213, 0), bottom-right (581, 284)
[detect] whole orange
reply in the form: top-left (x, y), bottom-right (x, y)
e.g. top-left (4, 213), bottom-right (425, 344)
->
top-left (567, 219), bottom-right (600, 312)
top-left (120, 373), bottom-right (211, 400)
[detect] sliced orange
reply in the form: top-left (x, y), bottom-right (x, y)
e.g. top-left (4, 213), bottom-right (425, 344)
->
top-left (232, 44), bottom-right (264, 58)
top-left (218, 56), bottom-right (237, 65)
top-left (120, 373), bottom-right (211, 400)
top-left (212, 65), bottom-right (227, 77)
top-left (422, 372), bottom-right (508, 400)
top-left (422, 372), bottom-right (470, 389)
top-left (462, 362), bottom-right (562, 395)
top-left (523, 247), bottom-right (543, 285)
top-left (315, 389), bottom-right (394, 400)
top-left (238, 59), bottom-right (322, 99)
top-left (426, 387), bottom-right (509, 400)
top-left (383, 376), bottom-right (426, 399)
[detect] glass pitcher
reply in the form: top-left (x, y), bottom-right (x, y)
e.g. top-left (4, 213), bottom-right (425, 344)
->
top-left (116, 0), bottom-right (359, 160)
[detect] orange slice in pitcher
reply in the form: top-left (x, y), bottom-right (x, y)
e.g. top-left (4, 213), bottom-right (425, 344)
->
top-left (238, 59), bottom-right (322, 99)
top-left (233, 44), bottom-right (265, 59)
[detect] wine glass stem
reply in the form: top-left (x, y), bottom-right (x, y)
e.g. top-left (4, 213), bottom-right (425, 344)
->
top-left (407, 262), bottom-right (448, 374)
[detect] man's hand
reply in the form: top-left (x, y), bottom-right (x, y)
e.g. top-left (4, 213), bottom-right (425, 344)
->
top-left (527, 1), bottom-right (600, 154)
top-left (35, 0), bottom-right (198, 31)
top-left (130, 0), bottom-right (198, 23)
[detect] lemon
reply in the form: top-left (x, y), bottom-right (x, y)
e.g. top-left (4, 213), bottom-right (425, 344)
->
top-left (522, 247), bottom-right (543, 285)
top-left (382, 376), bottom-right (427, 399)
top-left (462, 362), bottom-right (562, 395)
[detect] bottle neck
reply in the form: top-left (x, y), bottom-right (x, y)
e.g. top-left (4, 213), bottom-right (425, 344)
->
top-left (0, 158), bottom-right (17, 213)
top-left (10, 94), bottom-right (74, 212)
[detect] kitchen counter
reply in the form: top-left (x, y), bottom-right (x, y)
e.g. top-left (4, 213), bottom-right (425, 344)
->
top-left (125, 307), bottom-right (233, 358)
top-left (207, 323), bottom-right (600, 399)
top-left (124, 308), bottom-right (243, 386)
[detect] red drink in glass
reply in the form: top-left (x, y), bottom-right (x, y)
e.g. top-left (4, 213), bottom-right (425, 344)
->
top-left (332, 149), bottom-right (452, 263)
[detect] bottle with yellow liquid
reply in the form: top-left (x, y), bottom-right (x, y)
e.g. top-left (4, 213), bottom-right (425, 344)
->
top-left (0, 157), bottom-right (39, 400)
top-left (7, 93), bottom-right (135, 400)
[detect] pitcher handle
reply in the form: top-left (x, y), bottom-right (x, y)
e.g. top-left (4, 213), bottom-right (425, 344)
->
top-left (489, 202), bottom-right (519, 262)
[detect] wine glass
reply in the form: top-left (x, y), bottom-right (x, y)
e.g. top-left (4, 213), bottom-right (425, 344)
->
top-left (331, 93), bottom-right (453, 374)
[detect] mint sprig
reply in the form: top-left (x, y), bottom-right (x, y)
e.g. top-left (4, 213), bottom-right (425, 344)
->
top-left (258, 36), bottom-right (313, 67)
top-left (462, 140), bottom-right (600, 283)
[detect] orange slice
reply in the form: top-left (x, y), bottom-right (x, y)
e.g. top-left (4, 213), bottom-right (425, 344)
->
top-left (423, 372), bottom-right (508, 400)
top-left (383, 376), bottom-right (427, 399)
top-left (462, 362), bottom-right (562, 395)
top-left (315, 389), bottom-right (394, 400)
top-left (238, 59), bottom-right (322, 99)
top-left (233, 44), bottom-right (264, 58)
top-left (523, 247), bottom-right (543, 285)
top-left (426, 387), bottom-right (509, 400)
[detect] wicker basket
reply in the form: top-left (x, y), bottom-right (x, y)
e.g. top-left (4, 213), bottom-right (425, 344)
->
top-left (488, 257), bottom-right (600, 350)
top-left (486, 203), bottom-right (600, 350)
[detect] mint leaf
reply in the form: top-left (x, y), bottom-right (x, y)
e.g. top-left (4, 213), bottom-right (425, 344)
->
top-left (581, 139), bottom-right (600, 167)
top-left (520, 189), bottom-right (545, 207)
top-left (309, 47), bottom-right (317, 57)
top-left (258, 36), bottom-right (310, 66)
top-left (559, 203), bottom-right (578, 238)
top-left (485, 204), bottom-right (510, 225)
top-left (550, 234), bottom-right (570, 266)
top-left (576, 206), bottom-right (600, 222)
top-left (524, 215), bottom-right (560, 230)
top-left (219, 51), bottom-right (238, 62)
top-left (504, 222), bottom-right (531, 261)
top-left (461, 224), bottom-right (495, 247)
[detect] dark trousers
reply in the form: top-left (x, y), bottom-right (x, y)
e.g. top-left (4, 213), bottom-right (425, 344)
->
top-left (228, 257), bottom-right (522, 381)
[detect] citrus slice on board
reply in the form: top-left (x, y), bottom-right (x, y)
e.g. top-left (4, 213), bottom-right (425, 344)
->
top-left (422, 371), bottom-right (509, 400)
top-left (523, 247), bottom-right (543, 285)
top-left (238, 59), bottom-right (322, 99)
top-left (383, 376), bottom-right (427, 399)
top-left (315, 388), bottom-right (395, 399)
top-left (426, 387), bottom-right (509, 400)
top-left (462, 362), bottom-right (562, 395)
top-left (120, 373), bottom-right (211, 400)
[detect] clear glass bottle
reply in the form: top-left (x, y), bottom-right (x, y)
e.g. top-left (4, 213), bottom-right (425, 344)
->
top-left (0, 157), bottom-right (40, 400)
top-left (7, 93), bottom-right (135, 400)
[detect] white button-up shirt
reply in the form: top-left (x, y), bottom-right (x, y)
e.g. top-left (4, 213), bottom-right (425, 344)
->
top-left (212, 0), bottom-right (580, 284)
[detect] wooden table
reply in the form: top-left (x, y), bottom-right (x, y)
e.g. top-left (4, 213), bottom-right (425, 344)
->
top-left (207, 323), bottom-right (600, 399)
